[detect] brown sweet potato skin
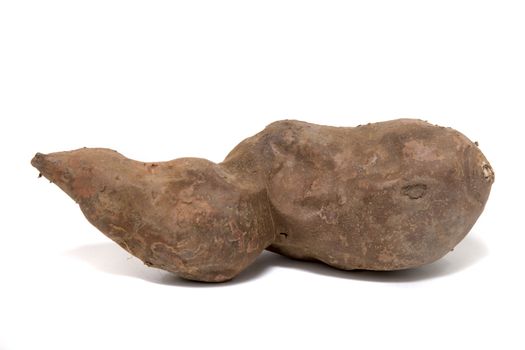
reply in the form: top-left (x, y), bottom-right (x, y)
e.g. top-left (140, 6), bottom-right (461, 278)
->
top-left (32, 119), bottom-right (494, 281)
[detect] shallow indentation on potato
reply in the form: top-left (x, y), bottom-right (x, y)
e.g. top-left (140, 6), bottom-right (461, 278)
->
top-left (401, 184), bottom-right (427, 199)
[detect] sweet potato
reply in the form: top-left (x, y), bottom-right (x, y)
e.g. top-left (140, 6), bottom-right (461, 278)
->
top-left (32, 119), bottom-right (494, 282)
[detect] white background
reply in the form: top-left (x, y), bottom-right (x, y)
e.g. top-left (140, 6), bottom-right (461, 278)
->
top-left (1, 1), bottom-right (523, 349)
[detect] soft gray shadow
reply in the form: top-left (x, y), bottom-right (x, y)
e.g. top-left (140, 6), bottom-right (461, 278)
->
top-left (65, 242), bottom-right (277, 287)
top-left (65, 234), bottom-right (488, 287)
top-left (268, 234), bottom-right (489, 283)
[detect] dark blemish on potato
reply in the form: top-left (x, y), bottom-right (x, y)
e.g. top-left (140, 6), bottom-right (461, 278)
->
top-left (280, 232), bottom-right (288, 238)
top-left (402, 184), bottom-right (427, 199)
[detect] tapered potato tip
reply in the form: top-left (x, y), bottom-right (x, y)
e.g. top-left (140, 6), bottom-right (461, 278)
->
top-left (31, 152), bottom-right (61, 183)
top-left (31, 148), bottom-right (127, 204)
top-left (31, 152), bottom-right (47, 170)
top-left (31, 151), bottom-right (74, 199)
top-left (31, 152), bottom-right (56, 182)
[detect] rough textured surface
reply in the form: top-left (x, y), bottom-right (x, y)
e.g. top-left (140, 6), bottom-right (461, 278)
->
top-left (32, 119), bottom-right (494, 282)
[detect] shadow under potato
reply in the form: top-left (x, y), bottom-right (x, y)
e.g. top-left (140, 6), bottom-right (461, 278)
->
top-left (65, 234), bottom-right (488, 287)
